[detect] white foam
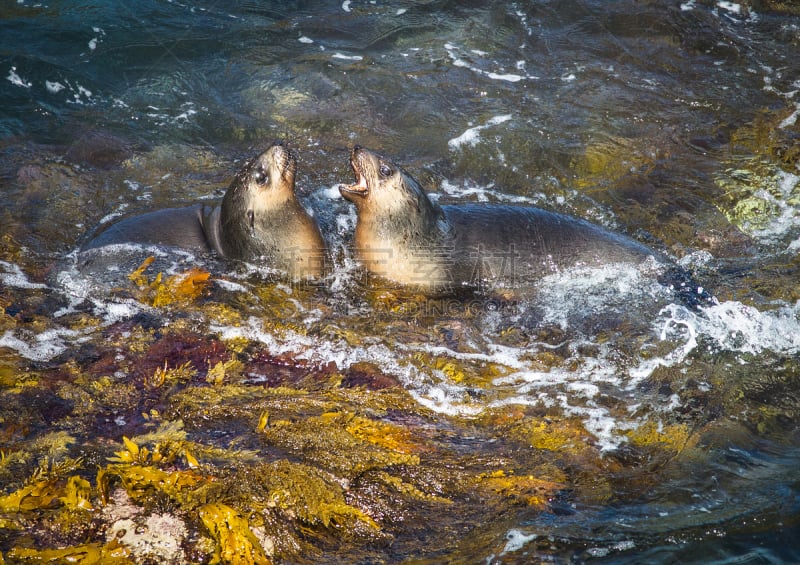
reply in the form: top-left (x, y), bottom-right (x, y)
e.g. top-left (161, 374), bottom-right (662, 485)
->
top-left (587, 540), bottom-right (636, 557)
top-left (699, 300), bottom-right (800, 354)
top-left (381, 262), bottom-right (701, 451)
top-left (438, 179), bottom-right (541, 204)
top-left (332, 53), bottom-right (363, 61)
top-left (0, 261), bottom-right (47, 289)
top-left (448, 115), bottom-right (512, 149)
top-left (677, 249), bottom-right (715, 271)
top-left (486, 72), bottom-right (523, 83)
top-left (444, 43), bottom-right (536, 83)
top-left (298, 36), bottom-right (314, 44)
top-left (97, 299), bottom-right (144, 324)
top-left (630, 299), bottom-right (800, 386)
top-left (0, 328), bottom-right (76, 361)
top-left (486, 347), bottom-right (630, 451)
top-left (717, 1), bottom-right (742, 14)
top-left (748, 171), bottom-right (800, 244)
top-left (6, 67), bottom-right (31, 88)
top-left (779, 104), bottom-right (799, 129)
top-left (46, 80), bottom-right (66, 93)
top-left (715, 0), bottom-right (759, 22)
top-left (341, 0), bottom-right (351, 12)
top-left (628, 304), bottom-right (699, 384)
top-left (145, 101), bottom-right (201, 127)
top-left (324, 184), bottom-right (347, 199)
top-left (501, 529), bottom-right (537, 555)
top-left (212, 317), bottom-right (424, 394)
top-left (213, 278), bottom-right (249, 293)
top-left (410, 385), bottom-right (484, 417)
top-left (98, 204), bottom-right (128, 225)
top-left (55, 259), bottom-right (147, 323)
top-left (535, 261), bottom-right (669, 330)
top-left (90, 25), bottom-right (106, 49)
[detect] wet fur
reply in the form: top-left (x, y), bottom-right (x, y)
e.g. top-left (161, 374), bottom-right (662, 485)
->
top-left (341, 146), bottom-right (665, 291)
top-left (82, 143), bottom-right (325, 279)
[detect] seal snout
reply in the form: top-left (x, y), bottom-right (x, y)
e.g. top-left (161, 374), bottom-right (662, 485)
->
top-left (266, 141), bottom-right (296, 183)
top-left (339, 146), bottom-right (370, 200)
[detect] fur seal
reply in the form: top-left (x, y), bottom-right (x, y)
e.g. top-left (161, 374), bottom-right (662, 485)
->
top-left (339, 145), bottom-right (668, 292)
top-left (81, 142), bottom-right (325, 279)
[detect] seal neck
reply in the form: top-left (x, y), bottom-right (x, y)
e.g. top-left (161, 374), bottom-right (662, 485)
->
top-left (360, 173), bottom-right (447, 247)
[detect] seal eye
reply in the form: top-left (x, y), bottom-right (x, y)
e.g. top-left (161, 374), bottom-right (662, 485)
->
top-left (253, 166), bottom-right (269, 185)
top-left (379, 164), bottom-right (393, 178)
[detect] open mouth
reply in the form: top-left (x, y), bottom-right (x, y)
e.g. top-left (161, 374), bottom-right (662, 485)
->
top-left (339, 153), bottom-right (369, 198)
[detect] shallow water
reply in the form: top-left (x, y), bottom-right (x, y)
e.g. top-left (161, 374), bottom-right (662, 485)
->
top-left (2, 1), bottom-right (800, 563)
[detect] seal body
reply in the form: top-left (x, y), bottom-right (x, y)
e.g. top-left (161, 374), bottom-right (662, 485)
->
top-left (82, 142), bottom-right (325, 280)
top-left (81, 205), bottom-right (221, 254)
top-left (340, 146), bottom-right (664, 291)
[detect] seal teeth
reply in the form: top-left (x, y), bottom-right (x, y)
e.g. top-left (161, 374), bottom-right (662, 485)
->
top-left (339, 168), bottom-right (369, 199)
top-left (345, 155), bottom-right (368, 194)
top-left (342, 176), bottom-right (368, 196)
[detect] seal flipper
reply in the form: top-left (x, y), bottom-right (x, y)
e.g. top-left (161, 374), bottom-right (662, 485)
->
top-left (200, 205), bottom-right (225, 257)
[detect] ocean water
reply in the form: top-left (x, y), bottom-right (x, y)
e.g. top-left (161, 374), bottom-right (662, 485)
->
top-left (2, 1), bottom-right (800, 562)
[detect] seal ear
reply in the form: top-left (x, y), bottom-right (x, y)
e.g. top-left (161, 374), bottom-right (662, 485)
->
top-left (247, 209), bottom-right (255, 232)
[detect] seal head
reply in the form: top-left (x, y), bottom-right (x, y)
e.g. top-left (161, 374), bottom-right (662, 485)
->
top-left (340, 146), bottom-right (448, 285)
top-left (218, 142), bottom-right (326, 279)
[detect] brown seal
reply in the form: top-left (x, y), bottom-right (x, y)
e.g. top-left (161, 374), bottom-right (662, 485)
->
top-left (339, 145), bottom-right (666, 292)
top-left (82, 142), bottom-right (325, 280)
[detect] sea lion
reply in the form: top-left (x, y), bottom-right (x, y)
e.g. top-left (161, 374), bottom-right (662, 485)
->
top-left (339, 145), bottom-right (669, 292)
top-left (81, 142), bottom-right (325, 279)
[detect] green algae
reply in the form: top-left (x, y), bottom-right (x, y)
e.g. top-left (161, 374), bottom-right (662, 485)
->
top-left (714, 107), bottom-right (800, 241)
top-left (625, 421), bottom-right (694, 453)
top-left (4, 246), bottom-right (786, 563)
top-left (145, 361), bottom-right (197, 389)
top-left (571, 134), bottom-right (660, 192)
top-left (511, 416), bottom-right (597, 453)
top-left (261, 411), bottom-right (421, 477)
top-left (715, 161), bottom-right (799, 235)
top-left (199, 503), bottom-right (273, 565)
top-left (128, 257), bottom-right (212, 308)
top-left (260, 460), bottom-right (380, 534)
top-left (475, 469), bottom-right (565, 509)
top-left (0, 313), bottom-right (782, 563)
top-left (6, 541), bottom-right (133, 564)
top-left (0, 478), bottom-right (63, 513)
top-left (410, 351), bottom-right (511, 391)
top-left (205, 358), bottom-right (244, 386)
